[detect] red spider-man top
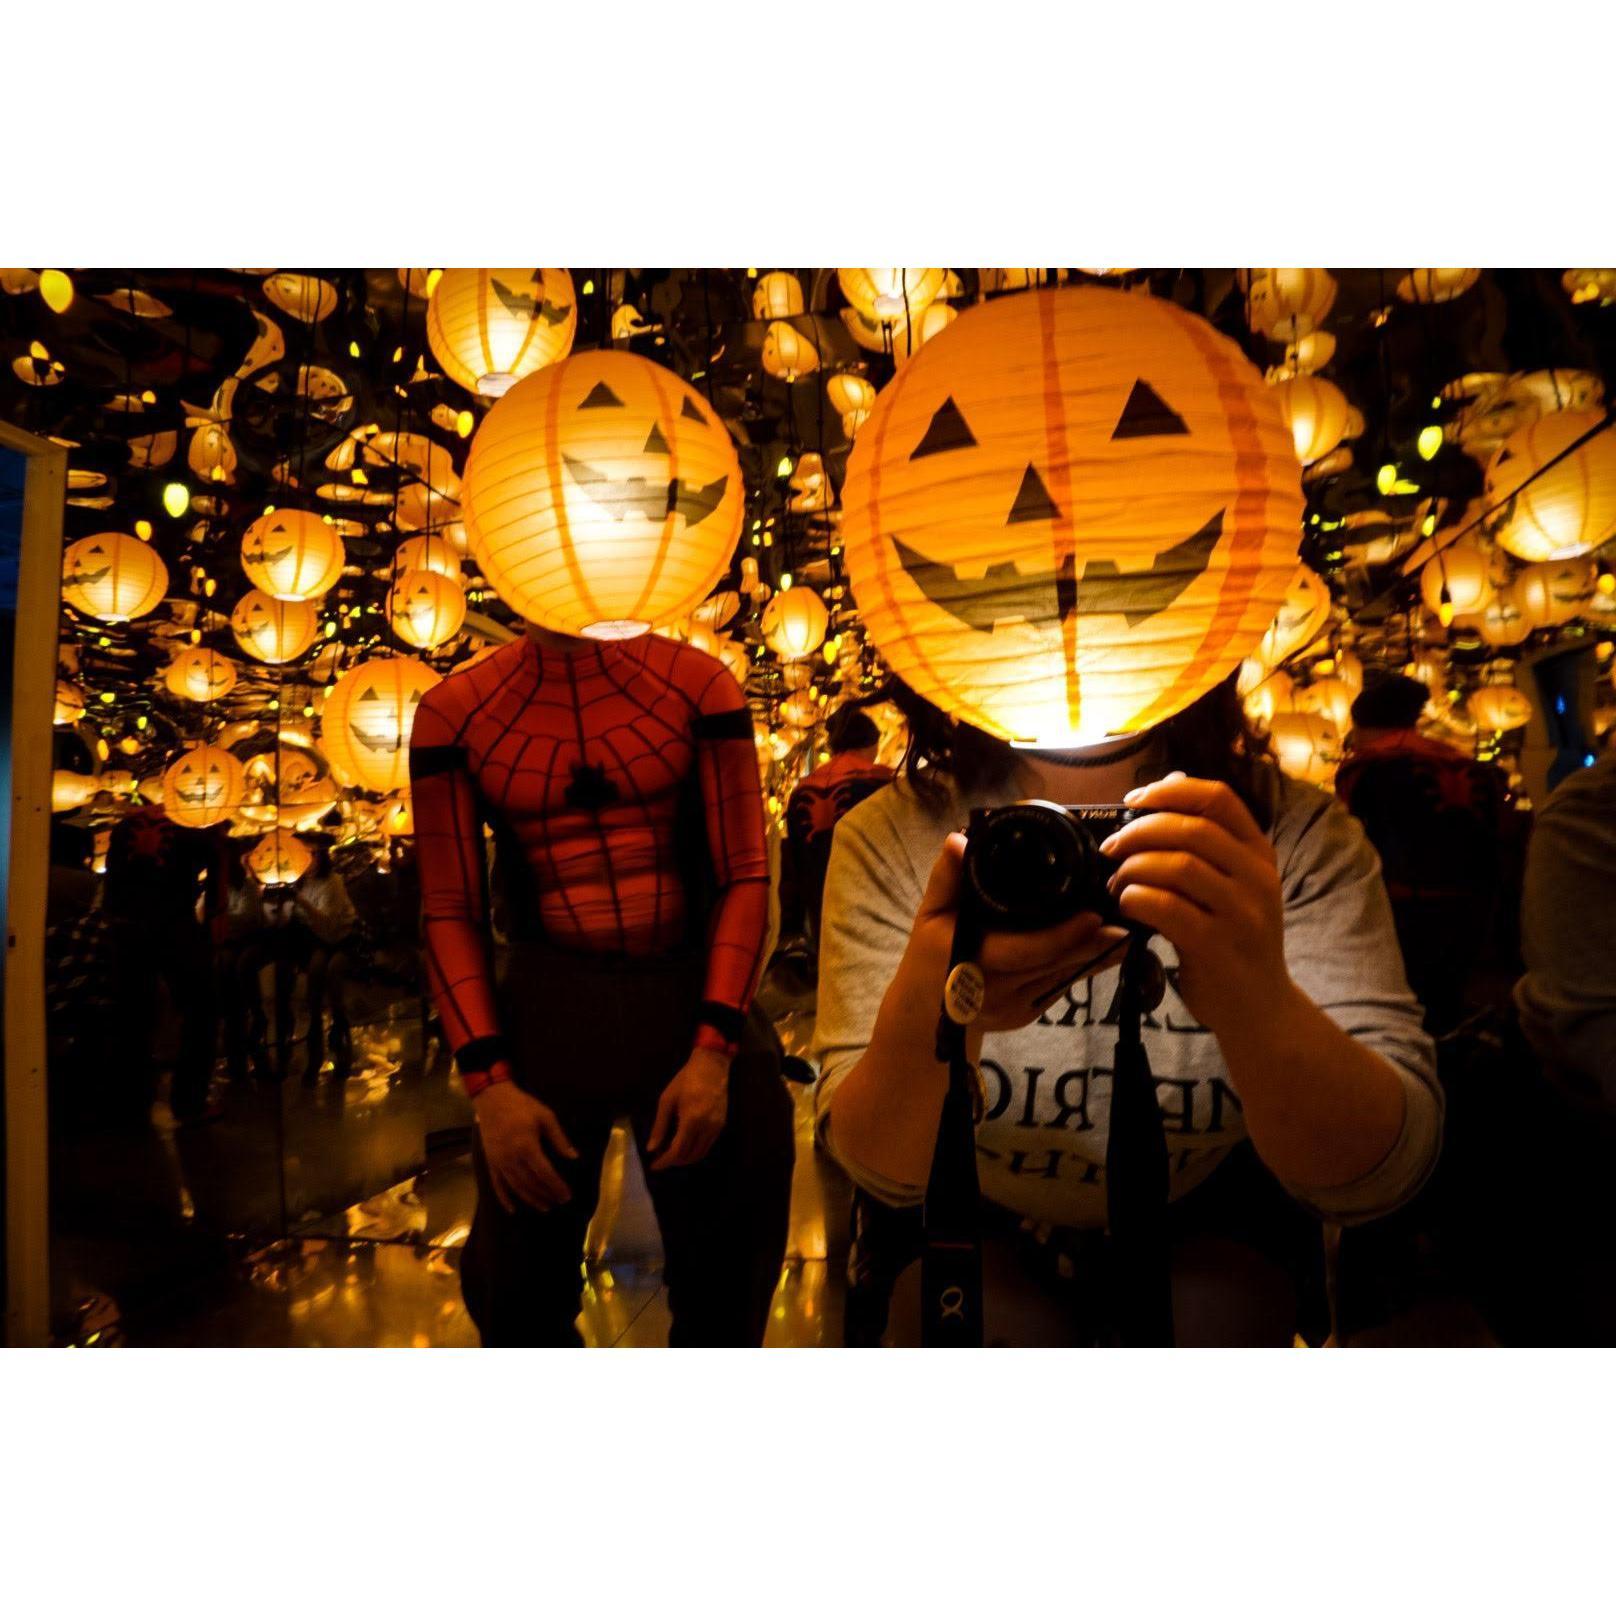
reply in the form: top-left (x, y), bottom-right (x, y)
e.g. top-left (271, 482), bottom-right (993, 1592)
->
top-left (409, 631), bottom-right (769, 1097)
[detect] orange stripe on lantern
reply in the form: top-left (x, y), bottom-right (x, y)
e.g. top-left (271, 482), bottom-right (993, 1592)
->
top-left (628, 359), bottom-right (683, 624)
top-left (542, 363), bottom-right (604, 626)
top-left (1034, 290), bottom-right (1083, 737)
top-left (475, 273), bottom-right (495, 387)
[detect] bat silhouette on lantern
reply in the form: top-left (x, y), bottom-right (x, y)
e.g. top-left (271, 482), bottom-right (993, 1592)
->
top-left (490, 274), bottom-right (573, 329)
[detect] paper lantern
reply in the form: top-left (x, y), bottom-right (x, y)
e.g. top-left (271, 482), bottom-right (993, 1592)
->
top-left (387, 568), bottom-right (466, 649)
top-left (246, 831), bottom-right (314, 886)
top-left (188, 422), bottom-right (237, 484)
top-left (241, 509), bottom-right (345, 601)
top-left (1468, 586), bottom-right (1532, 647)
top-left (762, 321), bottom-right (819, 382)
top-left (1271, 376), bottom-right (1351, 466)
top-left (426, 268), bottom-right (577, 398)
top-left (1293, 676), bottom-right (1355, 735)
top-left (828, 372), bottom-right (875, 417)
top-left (890, 302), bottom-right (957, 366)
top-left (787, 453), bottom-right (831, 514)
top-left (163, 744), bottom-right (246, 829)
top-left (753, 273), bottom-right (805, 320)
top-left (1239, 663), bottom-right (1294, 727)
top-left (378, 794), bottom-right (415, 837)
top-left (1334, 650), bottom-right (1364, 693)
top-left (1238, 269), bottom-right (1337, 341)
top-left (692, 589), bottom-right (740, 631)
top-left (842, 287), bottom-right (1303, 746)
top-left (781, 691), bottom-right (821, 729)
top-left (1269, 330), bottom-right (1337, 381)
top-left (1420, 542), bottom-right (1494, 619)
top-left (393, 531), bottom-right (462, 579)
top-left (460, 350), bottom-right (744, 638)
top-left (1269, 712), bottom-right (1341, 786)
top-left (1397, 269), bottom-right (1481, 305)
top-left (761, 586), bottom-right (829, 661)
top-left (263, 273), bottom-right (337, 323)
top-left (716, 636), bottom-right (750, 684)
top-left (1564, 269), bottom-right (1616, 307)
top-left (165, 647), bottom-right (238, 702)
top-left (837, 269), bottom-right (945, 322)
top-left (1469, 685), bottom-right (1532, 732)
top-left (1487, 411), bottom-right (1616, 562)
top-left (321, 655), bottom-right (440, 794)
top-left (62, 533), bottom-right (168, 622)
top-left (231, 590), bottom-right (319, 664)
top-left (1255, 566), bottom-right (1332, 672)
top-left (1514, 557), bottom-right (1598, 627)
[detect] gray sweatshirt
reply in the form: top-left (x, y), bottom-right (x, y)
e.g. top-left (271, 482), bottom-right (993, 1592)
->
top-left (1515, 754), bottom-right (1616, 1108)
top-left (813, 768), bottom-right (1443, 1229)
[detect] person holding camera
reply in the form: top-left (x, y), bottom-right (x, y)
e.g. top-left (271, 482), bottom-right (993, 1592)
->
top-left (813, 676), bottom-right (1442, 1345)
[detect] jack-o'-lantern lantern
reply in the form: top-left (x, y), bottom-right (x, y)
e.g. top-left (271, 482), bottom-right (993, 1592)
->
top-left (1564, 269), bottom-right (1616, 307)
top-left (426, 268), bottom-right (577, 398)
top-left (1514, 557), bottom-right (1598, 627)
top-left (1271, 376), bottom-right (1351, 466)
top-left (241, 509), bottom-right (345, 601)
top-left (163, 744), bottom-right (246, 829)
top-left (1462, 585), bottom-right (1532, 647)
top-left (1293, 676), bottom-right (1355, 736)
top-left (753, 273), bottom-right (804, 320)
top-left (460, 350), bottom-right (744, 638)
top-left (842, 287), bottom-right (1303, 745)
top-left (781, 691), bottom-right (821, 729)
top-left (393, 531), bottom-right (462, 580)
top-left (1397, 268), bottom-right (1481, 305)
top-left (761, 321), bottom-right (820, 383)
top-left (165, 647), bottom-right (238, 703)
top-left (1469, 684), bottom-right (1532, 732)
top-left (716, 636), bottom-right (750, 684)
top-left (1237, 269), bottom-right (1337, 341)
top-left (1254, 565), bottom-right (1332, 671)
top-left (231, 590), bottom-right (320, 664)
top-left (1420, 541), bottom-right (1494, 620)
top-left (321, 655), bottom-right (440, 794)
top-left (262, 273), bottom-right (338, 324)
top-left (387, 568), bottom-right (466, 650)
top-left (788, 453), bottom-right (831, 514)
top-left (1269, 711), bottom-right (1342, 786)
top-left (838, 269), bottom-right (946, 323)
top-left (1487, 410), bottom-right (1616, 562)
top-left (1239, 661), bottom-right (1294, 727)
top-left (188, 422), bottom-right (237, 484)
top-left (246, 830), bottom-right (315, 886)
top-left (693, 590), bottom-right (740, 631)
top-left (827, 373), bottom-right (876, 426)
top-left (890, 301), bottom-right (957, 366)
top-left (762, 586), bottom-right (830, 661)
top-left (63, 533), bottom-right (169, 622)
top-left (54, 681), bottom-right (86, 725)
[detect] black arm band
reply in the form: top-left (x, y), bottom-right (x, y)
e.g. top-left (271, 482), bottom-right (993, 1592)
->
top-left (455, 1035), bottom-right (510, 1075)
top-left (411, 743), bottom-right (467, 780)
top-left (691, 707), bottom-right (753, 741)
top-left (696, 1001), bottom-right (746, 1045)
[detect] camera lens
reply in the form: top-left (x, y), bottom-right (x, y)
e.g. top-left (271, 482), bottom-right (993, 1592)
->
top-left (965, 802), bottom-right (1096, 930)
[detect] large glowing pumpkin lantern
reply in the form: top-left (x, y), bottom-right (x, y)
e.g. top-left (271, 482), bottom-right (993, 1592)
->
top-left (321, 655), bottom-right (440, 794)
top-left (840, 287), bottom-right (1304, 745)
top-left (163, 744), bottom-right (246, 829)
top-left (426, 268), bottom-right (577, 398)
top-left (460, 350), bottom-right (744, 638)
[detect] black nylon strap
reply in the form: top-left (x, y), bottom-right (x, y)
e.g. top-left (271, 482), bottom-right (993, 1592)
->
top-left (696, 1000), bottom-right (745, 1044)
top-left (455, 1035), bottom-right (510, 1076)
top-left (691, 707), bottom-right (753, 741)
top-left (411, 743), bottom-right (467, 780)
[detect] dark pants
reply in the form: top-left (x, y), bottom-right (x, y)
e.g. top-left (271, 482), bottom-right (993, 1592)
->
top-left (459, 944), bottom-right (795, 1347)
top-left (120, 920), bottom-right (217, 1121)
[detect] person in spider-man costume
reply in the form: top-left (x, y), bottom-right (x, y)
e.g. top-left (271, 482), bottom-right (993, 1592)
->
top-left (410, 627), bottom-right (793, 1346)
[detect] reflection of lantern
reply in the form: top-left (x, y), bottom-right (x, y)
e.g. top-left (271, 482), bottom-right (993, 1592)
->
top-left (1271, 376), bottom-right (1351, 466)
top-left (788, 453), bottom-right (831, 513)
top-left (461, 350), bottom-right (743, 637)
top-left (782, 691), bottom-right (820, 728)
top-left (838, 269), bottom-right (946, 321)
top-left (1488, 411), bottom-right (1616, 562)
top-left (1255, 566), bottom-right (1331, 670)
top-left (1397, 268), bottom-right (1480, 304)
top-left (842, 287), bottom-right (1302, 745)
top-left (321, 656), bottom-right (440, 794)
top-left (693, 590), bottom-right (740, 631)
top-left (378, 794), bottom-right (415, 836)
top-left (246, 831), bottom-right (314, 886)
top-left (716, 637), bottom-right (750, 684)
top-left (752, 273), bottom-right (805, 320)
top-left (1514, 557), bottom-right (1597, 627)
top-left (1469, 684), bottom-right (1532, 732)
top-left (165, 647), bottom-right (238, 702)
top-left (1238, 268), bottom-right (1336, 340)
top-left (426, 268), bottom-right (577, 398)
top-left (63, 533), bottom-right (169, 622)
top-left (388, 568), bottom-right (467, 649)
top-left (1420, 542), bottom-right (1494, 619)
top-left (263, 273), bottom-right (338, 323)
top-left (54, 681), bottom-right (86, 725)
top-left (164, 744), bottom-right (246, 828)
top-left (393, 532), bottom-right (461, 579)
top-left (188, 422), bottom-right (237, 483)
top-left (762, 321), bottom-right (819, 382)
top-left (889, 301), bottom-right (956, 365)
top-left (761, 586), bottom-right (829, 661)
top-left (1269, 712), bottom-right (1342, 785)
top-left (1294, 676), bottom-right (1355, 735)
top-left (827, 373), bottom-right (875, 417)
top-left (241, 509), bottom-right (344, 601)
top-left (1469, 587), bottom-right (1532, 646)
top-left (232, 590), bottom-right (319, 664)
top-left (1240, 663), bottom-right (1294, 726)
top-left (1334, 650), bottom-right (1364, 693)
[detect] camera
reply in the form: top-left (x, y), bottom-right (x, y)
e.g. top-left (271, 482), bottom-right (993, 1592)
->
top-left (962, 801), bottom-right (1141, 932)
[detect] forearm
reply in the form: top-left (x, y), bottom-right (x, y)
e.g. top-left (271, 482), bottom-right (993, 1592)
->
top-left (693, 875), bottom-right (770, 1055)
top-left (1215, 981), bottom-right (1408, 1191)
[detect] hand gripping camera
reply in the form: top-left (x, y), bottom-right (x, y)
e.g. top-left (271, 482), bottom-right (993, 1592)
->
top-left (923, 801), bottom-right (1174, 1348)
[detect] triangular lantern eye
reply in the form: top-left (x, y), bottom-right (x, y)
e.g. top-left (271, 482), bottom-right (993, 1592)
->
top-left (680, 397), bottom-right (707, 424)
top-left (578, 381), bottom-right (625, 410)
top-left (360, 686), bottom-right (379, 703)
top-left (645, 422), bottom-right (671, 455)
top-left (1007, 463), bottom-right (1062, 525)
top-left (910, 396), bottom-right (977, 459)
top-left (1111, 380), bottom-right (1190, 440)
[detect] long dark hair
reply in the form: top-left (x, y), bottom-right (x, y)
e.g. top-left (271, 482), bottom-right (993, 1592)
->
top-left (882, 670), bottom-right (1278, 831)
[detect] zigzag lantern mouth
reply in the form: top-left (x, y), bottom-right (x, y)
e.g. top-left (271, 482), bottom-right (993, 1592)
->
top-left (561, 453), bottom-right (728, 529)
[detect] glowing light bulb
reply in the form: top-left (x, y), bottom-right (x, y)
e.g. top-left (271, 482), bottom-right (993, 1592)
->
top-left (425, 269), bottom-right (443, 296)
top-left (455, 409), bottom-right (474, 438)
top-left (581, 279), bottom-right (595, 297)
top-left (39, 269), bottom-right (74, 313)
top-left (1599, 572), bottom-right (1616, 596)
top-left (1376, 464), bottom-right (1397, 495)
top-left (777, 455), bottom-right (794, 478)
top-left (163, 482), bottom-right (190, 517)
top-left (1417, 425), bottom-right (1443, 460)
top-left (134, 520), bottom-right (153, 541)
top-left (780, 572), bottom-right (793, 590)
top-left (348, 340), bottom-right (362, 359)
top-left (1421, 515), bottom-right (1437, 537)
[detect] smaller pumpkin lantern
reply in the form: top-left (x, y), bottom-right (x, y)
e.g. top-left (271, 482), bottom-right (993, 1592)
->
top-left (262, 273), bottom-right (338, 324)
top-left (1269, 711), bottom-right (1342, 786)
top-left (1469, 586), bottom-right (1532, 647)
top-left (188, 422), bottom-right (237, 484)
top-left (753, 272), bottom-right (805, 320)
top-left (761, 321), bottom-right (819, 383)
top-left (761, 586), bottom-right (830, 662)
top-left (1255, 566), bottom-right (1332, 669)
top-left (165, 647), bottom-right (239, 703)
top-left (837, 268), bottom-right (946, 323)
top-left (1487, 409), bottom-right (1616, 562)
top-left (889, 301), bottom-right (957, 366)
top-left (426, 268), bottom-right (578, 398)
top-left (393, 531), bottom-right (462, 580)
top-left (692, 590), bottom-right (740, 631)
top-left (1271, 376), bottom-right (1351, 466)
top-left (54, 681), bottom-right (86, 726)
top-left (63, 533), bottom-right (169, 623)
top-left (388, 568), bottom-right (467, 650)
top-left (321, 655), bottom-right (441, 794)
top-left (246, 830), bottom-right (315, 886)
top-left (231, 590), bottom-right (320, 665)
top-left (1420, 542), bottom-right (1495, 621)
top-left (241, 509), bottom-right (345, 601)
top-left (1396, 268), bottom-right (1481, 305)
top-left (164, 744), bottom-right (247, 829)
top-left (1514, 557), bottom-right (1598, 628)
top-left (1294, 676), bottom-right (1356, 736)
top-left (1469, 684), bottom-right (1532, 732)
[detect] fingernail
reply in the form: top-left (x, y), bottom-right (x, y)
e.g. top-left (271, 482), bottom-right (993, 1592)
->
top-left (1099, 834), bottom-right (1119, 855)
top-left (1165, 770), bottom-right (1186, 782)
top-left (1123, 786), bottom-right (1144, 803)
